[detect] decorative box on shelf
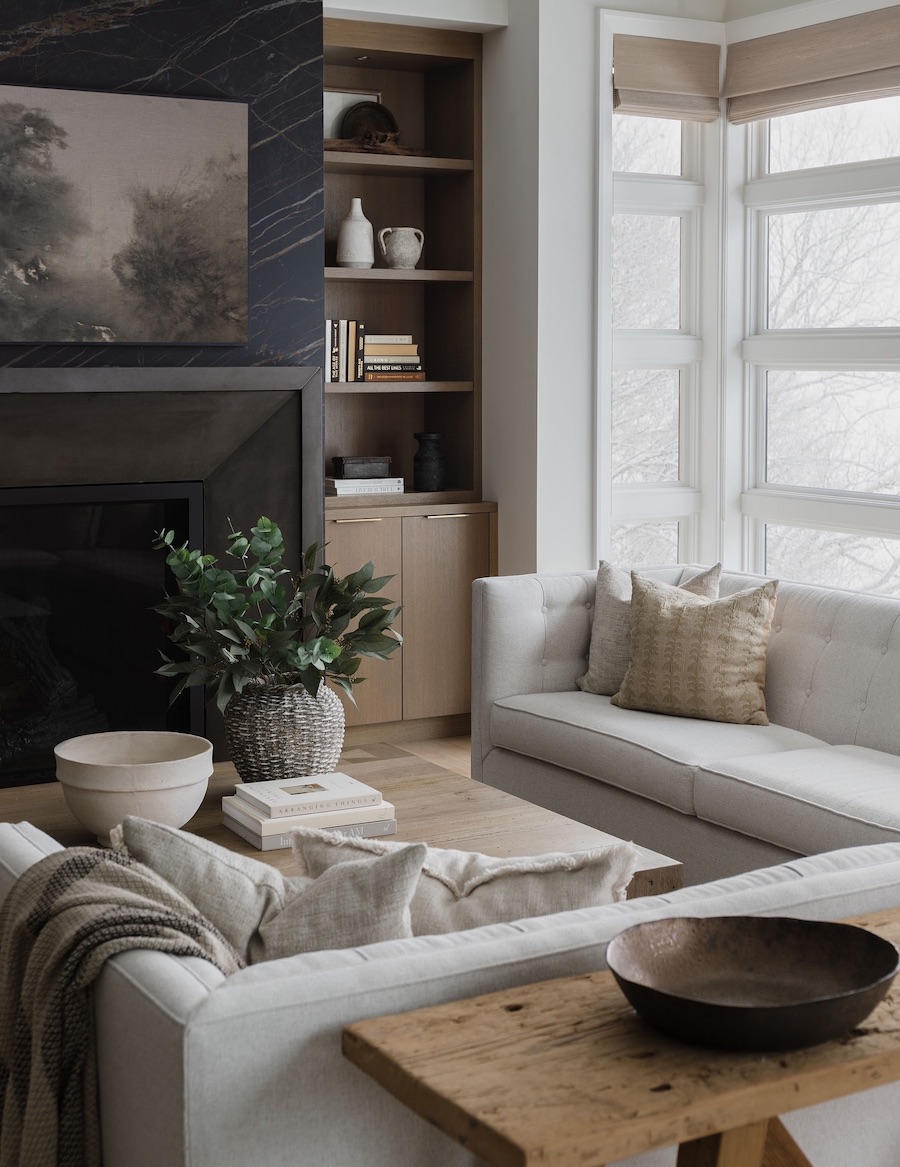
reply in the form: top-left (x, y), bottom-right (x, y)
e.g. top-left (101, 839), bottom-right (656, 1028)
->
top-left (332, 455), bottom-right (392, 479)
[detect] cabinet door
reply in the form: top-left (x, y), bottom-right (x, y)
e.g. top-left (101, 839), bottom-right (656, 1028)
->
top-left (401, 511), bottom-right (491, 720)
top-left (324, 515), bottom-right (403, 727)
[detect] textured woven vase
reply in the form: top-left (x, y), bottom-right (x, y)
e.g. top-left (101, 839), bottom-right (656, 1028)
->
top-left (223, 683), bottom-right (346, 782)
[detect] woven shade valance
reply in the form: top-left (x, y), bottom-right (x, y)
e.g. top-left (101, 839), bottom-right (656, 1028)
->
top-left (724, 6), bottom-right (900, 123)
top-left (613, 34), bottom-right (721, 123)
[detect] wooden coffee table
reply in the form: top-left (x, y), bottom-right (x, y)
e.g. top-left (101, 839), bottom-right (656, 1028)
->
top-left (343, 905), bottom-right (900, 1167)
top-left (0, 743), bottom-right (682, 898)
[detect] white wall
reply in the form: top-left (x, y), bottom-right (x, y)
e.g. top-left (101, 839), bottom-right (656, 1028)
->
top-left (484, 0), bottom-right (730, 573)
top-left (481, 1), bottom-right (540, 574)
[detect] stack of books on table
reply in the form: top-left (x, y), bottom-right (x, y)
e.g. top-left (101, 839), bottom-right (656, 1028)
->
top-left (363, 334), bottom-right (425, 382)
top-left (223, 771), bottom-right (397, 851)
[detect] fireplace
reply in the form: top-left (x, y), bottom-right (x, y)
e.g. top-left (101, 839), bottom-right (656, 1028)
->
top-left (0, 481), bottom-right (205, 787)
top-left (0, 367), bottom-right (323, 787)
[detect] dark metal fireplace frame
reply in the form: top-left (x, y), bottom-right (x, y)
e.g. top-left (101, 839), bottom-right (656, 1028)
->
top-left (0, 366), bottom-right (324, 555)
top-left (0, 365), bottom-right (324, 764)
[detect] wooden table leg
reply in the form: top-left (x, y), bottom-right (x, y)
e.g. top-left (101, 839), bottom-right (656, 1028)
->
top-left (677, 1120), bottom-right (770, 1167)
top-left (762, 1119), bottom-right (814, 1167)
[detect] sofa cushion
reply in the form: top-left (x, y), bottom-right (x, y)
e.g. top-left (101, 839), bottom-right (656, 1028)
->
top-left (577, 561), bottom-right (721, 697)
top-left (612, 576), bottom-right (778, 725)
top-left (114, 817), bottom-right (426, 961)
top-left (695, 745), bottom-right (900, 855)
top-left (290, 827), bottom-right (641, 935)
top-left (491, 692), bottom-right (825, 814)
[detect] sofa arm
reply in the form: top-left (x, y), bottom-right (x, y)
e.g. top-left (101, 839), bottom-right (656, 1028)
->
top-left (94, 949), bottom-right (227, 1167)
top-left (0, 822), bottom-right (64, 902)
top-left (471, 571), bottom-right (596, 779)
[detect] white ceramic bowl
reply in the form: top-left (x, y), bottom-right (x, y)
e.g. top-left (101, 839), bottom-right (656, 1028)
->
top-left (54, 730), bottom-right (213, 845)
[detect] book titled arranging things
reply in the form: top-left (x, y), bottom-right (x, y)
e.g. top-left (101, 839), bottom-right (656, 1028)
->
top-left (233, 771), bottom-right (382, 819)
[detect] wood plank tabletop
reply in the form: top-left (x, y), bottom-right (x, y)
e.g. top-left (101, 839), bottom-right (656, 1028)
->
top-left (343, 907), bottom-right (900, 1167)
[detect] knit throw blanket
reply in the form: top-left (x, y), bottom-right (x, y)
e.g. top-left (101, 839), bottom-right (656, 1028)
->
top-left (0, 846), bottom-right (244, 1167)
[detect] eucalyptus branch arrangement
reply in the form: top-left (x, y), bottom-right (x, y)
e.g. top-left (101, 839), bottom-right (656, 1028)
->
top-left (152, 516), bottom-right (401, 712)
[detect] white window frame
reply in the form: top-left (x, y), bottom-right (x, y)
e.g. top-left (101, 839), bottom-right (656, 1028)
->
top-left (598, 10), bottom-right (725, 567)
top-left (735, 101), bottom-right (900, 577)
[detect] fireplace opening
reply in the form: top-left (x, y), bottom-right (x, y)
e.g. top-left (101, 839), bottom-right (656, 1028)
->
top-left (0, 481), bottom-right (205, 789)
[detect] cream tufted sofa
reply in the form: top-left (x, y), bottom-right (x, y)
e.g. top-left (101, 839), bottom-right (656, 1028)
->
top-left (472, 566), bottom-right (900, 886)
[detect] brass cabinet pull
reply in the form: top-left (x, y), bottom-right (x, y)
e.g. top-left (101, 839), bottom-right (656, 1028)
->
top-left (332, 517), bottom-right (383, 524)
top-left (425, 513), bottom-right (471, 519)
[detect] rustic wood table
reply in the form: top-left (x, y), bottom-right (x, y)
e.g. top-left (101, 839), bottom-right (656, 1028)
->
top-left (0, 743), bottom-right (682, 897)
top-left (343, 905), bottom-right (900, 1167)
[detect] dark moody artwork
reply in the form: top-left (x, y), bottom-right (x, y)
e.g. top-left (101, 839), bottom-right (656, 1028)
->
top-left (0, 84), bottom-right (249, 344)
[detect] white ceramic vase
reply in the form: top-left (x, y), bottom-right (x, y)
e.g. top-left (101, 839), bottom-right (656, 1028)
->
top-left (336, 197), bottom-right (374, 269)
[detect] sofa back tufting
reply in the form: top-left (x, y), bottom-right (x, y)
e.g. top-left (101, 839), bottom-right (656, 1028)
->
top-left (473, 565), bottom-right (900, 766)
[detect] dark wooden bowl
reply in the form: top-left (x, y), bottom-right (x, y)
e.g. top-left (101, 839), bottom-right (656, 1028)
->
top-left (606, 915), bottom-right (899, 1051)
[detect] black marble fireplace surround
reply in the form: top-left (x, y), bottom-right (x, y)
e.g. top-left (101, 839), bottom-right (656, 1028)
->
top-left (0, 1), bottom-right (326, 783)
top-left (0, 366), bottom-right (324, 784)
top-left (0, 0), bottom-right (325, 372)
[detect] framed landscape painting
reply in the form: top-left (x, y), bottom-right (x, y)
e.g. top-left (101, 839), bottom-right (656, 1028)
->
top-left (0, 84), bottom-right (249, 344)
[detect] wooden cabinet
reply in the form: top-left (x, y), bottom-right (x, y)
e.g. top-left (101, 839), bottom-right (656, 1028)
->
top-left (400, 509), bottom-right (492, 720)
top-left (325, 502), bottom-right (497, 739)
top-left (323, 21), bottom-right (495, 740)
top-left (323, 19), bottom-right (483, 502)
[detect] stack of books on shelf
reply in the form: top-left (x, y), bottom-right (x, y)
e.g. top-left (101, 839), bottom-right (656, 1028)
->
top-left (325, 318), bottom-right (366, 383)
top-left (363, 333), bottom-right (425, 382)
top-left (223, 771), bottom-right (397, 851)
top-left (325, 476), bottom-right (404, 496)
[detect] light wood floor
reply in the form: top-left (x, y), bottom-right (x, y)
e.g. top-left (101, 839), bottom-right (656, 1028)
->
top-left (395, 735), bottom-right (471, 778)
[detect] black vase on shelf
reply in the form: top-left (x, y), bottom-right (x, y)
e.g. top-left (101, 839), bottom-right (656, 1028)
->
top-left (413, 432), bottom-right (445, 492)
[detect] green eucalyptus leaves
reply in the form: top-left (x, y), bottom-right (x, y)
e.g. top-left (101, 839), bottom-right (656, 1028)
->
top-left (152, 516), bottom-right (401, 712)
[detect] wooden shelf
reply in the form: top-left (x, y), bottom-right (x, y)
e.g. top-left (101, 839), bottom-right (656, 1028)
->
top-left (323, 23), bottom-right (492, 733)
top-left (326, 381), bottom-right (473, 395)
top-left (326, 491), bottom-right (483, 510)
top-left (324, 151), bottom-right (473, 177)
top-left (325, 267), bottom-right (473, 283)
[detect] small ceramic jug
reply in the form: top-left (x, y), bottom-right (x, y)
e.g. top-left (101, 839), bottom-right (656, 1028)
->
top-left (378, 226), bottom-right (425, 270)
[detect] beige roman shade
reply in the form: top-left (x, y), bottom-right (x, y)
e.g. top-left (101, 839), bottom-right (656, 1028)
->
top-left (724, 7), bottom-right (900, 123)
top-left (613, 34), bottom-right (721, 123)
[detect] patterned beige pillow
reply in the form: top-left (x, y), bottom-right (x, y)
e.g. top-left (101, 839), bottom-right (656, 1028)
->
top-left (610, 575), bottom-right (778, 725)
top-left (577, 562), bottom-right (722, 696)
top-left (291, 828), bottom-right (641, 936)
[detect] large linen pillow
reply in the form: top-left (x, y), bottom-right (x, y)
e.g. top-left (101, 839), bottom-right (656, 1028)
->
top-left (291, 828), bottom-right (641, 935)
top-left (112, 817), bottom-right (426, 962)
top-left (610, 574), bottom-right (779, 725)
top-left (577, 561), bottom-right (721, 696)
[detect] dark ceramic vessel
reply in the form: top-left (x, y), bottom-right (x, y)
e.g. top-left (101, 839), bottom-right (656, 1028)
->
top-left (606, 915), bottom-right (900, 1051)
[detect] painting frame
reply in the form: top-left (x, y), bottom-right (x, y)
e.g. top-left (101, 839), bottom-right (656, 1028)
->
top-left (0, 83), bottom-right (249, 346)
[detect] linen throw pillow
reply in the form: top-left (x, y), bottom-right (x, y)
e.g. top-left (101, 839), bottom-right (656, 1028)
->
top-left (577, 562), bottom-right (722, 696)
top-left (112, 817), bottom-right (426, 962)
top-left (610, 575), bottom-right (779, 725)
top-left (291, 828), bottom-right (641, 935)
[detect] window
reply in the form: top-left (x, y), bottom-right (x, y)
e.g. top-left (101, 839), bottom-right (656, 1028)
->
top-left (611, 114), bottom-right (681, 175)
top-left (742, 98), bottom-right (900, 597)
top-left (606, 68), bottom-right (716, 568)
top-left (598, 9), bottom-right (900, 596)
